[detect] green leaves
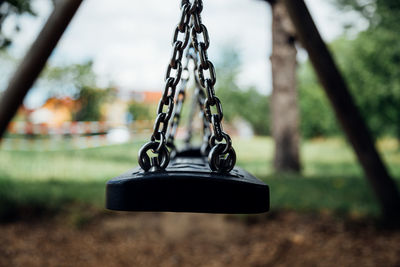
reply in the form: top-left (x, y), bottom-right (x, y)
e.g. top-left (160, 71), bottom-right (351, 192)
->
top-left (215, 48), bottom-right (270, 136)
top-left (0, 0), bottom-right (36, 49)
top-left (74, 86), bottom-right (112, 122)
top-left (300, 0), bottom-right (400, 139)
top-left (127, 101), bottom-right (152, 121)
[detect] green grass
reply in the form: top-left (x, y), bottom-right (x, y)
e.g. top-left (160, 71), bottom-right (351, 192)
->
top-left (0, 137), bottom-right (399, 220)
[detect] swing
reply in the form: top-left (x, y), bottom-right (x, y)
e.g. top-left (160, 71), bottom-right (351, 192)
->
top-left (106, 0), bottom-right (269, 214)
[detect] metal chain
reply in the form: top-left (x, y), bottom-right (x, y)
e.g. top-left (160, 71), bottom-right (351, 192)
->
top-left (166, 44), bottom-right (193, 150)
top-left (168, 39), bottom-right (211, 154)
top-left (190, 0), bottom-right (236, 172)
top-left (184, 47), bottom-right (211, 154)
top-left (197, 83), bottom-right (212, 156)
top-left (183, 43), bottom-right (199, 146)
top-left (138, 1), bottom-right (193, 172)
top-left (184, 87), bottom-right (197, 147)
top-left (138, 0), bottom-right (236, 173)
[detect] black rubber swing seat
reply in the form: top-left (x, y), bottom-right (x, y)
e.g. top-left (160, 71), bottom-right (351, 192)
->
top-left (106, 156), bottom-right (270, 214)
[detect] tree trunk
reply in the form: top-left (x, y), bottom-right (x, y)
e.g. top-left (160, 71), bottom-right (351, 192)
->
top-left (0, 0), bottom-right (83, 139)
top-left (282, 0), bottom-right (400, 224)
top-left (270, 0), bottom-right (301, 172)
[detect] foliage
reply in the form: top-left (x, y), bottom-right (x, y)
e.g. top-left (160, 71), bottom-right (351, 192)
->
top-left (239, 87), bottom-right (270, 135)
top-left (216, 48), bottom-right (270, 135)
top-left (333, 0), bottom-right (400, 28)
top-left (74, 86), bottom-right (113, 121)
top-left (127, 101), bottom-right (152, 121)
top-left (0, 50), bottom-right (16, 90)
top-left (2, 0), bottom-right (34, 14)
top-left (36, 60), bottom-right (114, 121)
top-left (0, 0), bottom-right (36, 49)
top-left (298, 63), bottom-right (339, 138)
top-left (299, 0), bottom-right (400, 139)
top-left (332, 0), bottom-right (400, 139)
top-left (39, 61), bottom-right (97, 99)
top-left (336, 35), bottom-right (400, 139)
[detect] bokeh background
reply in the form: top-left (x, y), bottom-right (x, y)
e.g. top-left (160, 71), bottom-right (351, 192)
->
top-left (0, 0), bottom-right (399, 266)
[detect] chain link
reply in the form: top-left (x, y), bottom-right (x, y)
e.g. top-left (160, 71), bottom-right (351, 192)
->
top-left (166, 45), bottom-right (193, 149)
top-left (183, 44), bottom-right (211, 149)
top-left (138, 2), bottom-right (193, 172)
top-left (195, 73), bottom-right (212, 156)
top-left (190, 0), bottom-right (235, 172)
top-left (138, 0), bottom-right (236, 172)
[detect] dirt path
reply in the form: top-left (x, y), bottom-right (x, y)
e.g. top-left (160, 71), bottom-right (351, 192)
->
top-left (0, 211), bottom-right (399, 267)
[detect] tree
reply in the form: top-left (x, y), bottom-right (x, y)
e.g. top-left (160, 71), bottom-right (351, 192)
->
top-left (0, 0), bottom-right (35, 49)
top-left (38, 61), bottom-right (97, 99)
top-left (283, 0), bottom-right (400, 222)
top-left (40, 61), bottom-right (113, 121)
top-left (267, 0), bottom-right (301, 172)
top-left (333, 0), bottom-right (399, 27)
top-left (215, 47), bottom-right (270, 136)
top-left (298, 62), bottom-right (339, 138)
top-left (74, 86), bottom-right (112, 121)
top-left (328, 0), bottom-right (400, 140)
top-left (20, 60), bottom-right (113, 121)
top-left (127, 101), bottom-right (152, 121)
top-left (297, 0), bottom-right (400, 140)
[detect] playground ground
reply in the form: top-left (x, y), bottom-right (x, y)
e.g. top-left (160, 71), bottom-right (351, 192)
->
top-left (0, 211), bottom-right (399, 267)
top-left (0, 137), bottom-right (400, 266)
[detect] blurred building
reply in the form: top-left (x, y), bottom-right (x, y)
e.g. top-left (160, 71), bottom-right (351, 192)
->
top-left (29, 97), bottom-right (76, 127)
top-left (103, 90), bottom-right (161, 126)
top-left (17, 90), bottom-right (162, 127)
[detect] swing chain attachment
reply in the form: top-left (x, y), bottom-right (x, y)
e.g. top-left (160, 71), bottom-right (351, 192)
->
top-left (190, 0), bottom-right (236, 172)
top-left (138, 1), bottom-right (193, 172)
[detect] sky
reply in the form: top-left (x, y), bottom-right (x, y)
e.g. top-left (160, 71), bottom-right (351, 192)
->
top-left (2, 0), bottom-right (366, 108)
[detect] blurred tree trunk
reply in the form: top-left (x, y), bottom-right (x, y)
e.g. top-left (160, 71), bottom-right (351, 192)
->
top-left (269, 0), bottom-right (301, 172)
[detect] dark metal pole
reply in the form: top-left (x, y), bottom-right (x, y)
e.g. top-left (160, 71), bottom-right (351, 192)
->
top-left (282, 0), bottom-right (400, 221)
top-left (0, 0), bottom-right (83, 139)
